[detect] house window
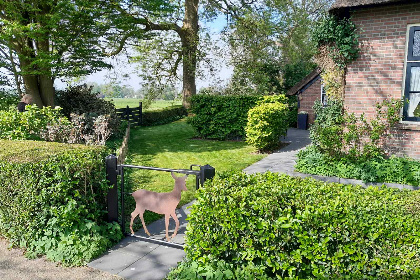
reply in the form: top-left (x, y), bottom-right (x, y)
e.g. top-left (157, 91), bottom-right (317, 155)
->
top-left (321, 84), bottom-right (328, 106)
top-left (403, 26), bottom-right (420, 121)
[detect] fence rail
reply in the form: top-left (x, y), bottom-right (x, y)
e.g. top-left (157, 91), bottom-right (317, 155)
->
top-left (116, 102), bottom-right (142, 126)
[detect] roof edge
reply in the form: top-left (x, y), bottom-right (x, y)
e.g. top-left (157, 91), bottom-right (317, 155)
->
top-left (286, 68), bottom-right (321, 96)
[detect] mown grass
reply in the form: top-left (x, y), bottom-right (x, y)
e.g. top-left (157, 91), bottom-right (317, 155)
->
top-left (106, 98), bottom-right (181, 110)
top-left (123, 119), bottom-right (266, 231)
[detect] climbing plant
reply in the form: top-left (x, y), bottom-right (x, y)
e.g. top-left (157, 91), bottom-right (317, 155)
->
top-left (313, 15), bottom-right (360, 99)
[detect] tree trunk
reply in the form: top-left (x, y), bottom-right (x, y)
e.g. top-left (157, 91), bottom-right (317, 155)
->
top-left (181, 0), bottom-right (199, 109)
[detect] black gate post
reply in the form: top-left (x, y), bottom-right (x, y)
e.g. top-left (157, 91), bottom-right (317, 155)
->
top-left (106, 154), bottom-right (119, 223)
top-left (138, 102), bottom-right (143, 126)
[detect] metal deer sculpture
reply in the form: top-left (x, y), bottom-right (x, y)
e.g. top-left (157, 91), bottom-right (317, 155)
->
top-left (130, 172), bottom-right (188, 241)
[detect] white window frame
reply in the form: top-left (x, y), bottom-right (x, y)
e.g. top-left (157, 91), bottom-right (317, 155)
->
top-left (321, 83), bottom-right (328, 106)
top-left (402, 24), bottom-right (420, 123)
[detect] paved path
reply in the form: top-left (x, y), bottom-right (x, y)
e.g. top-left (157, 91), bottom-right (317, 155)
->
top-left (88, 202), bottom-right (193, 280)
top-left (244, 128), bottom-right (311, 175)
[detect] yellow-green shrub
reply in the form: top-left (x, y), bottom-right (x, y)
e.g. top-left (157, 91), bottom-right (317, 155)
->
top-left (245, 96), bottom-right (288, 151)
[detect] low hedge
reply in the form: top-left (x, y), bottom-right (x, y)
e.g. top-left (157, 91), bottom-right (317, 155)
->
top-left (188, 95), bottom-right (297, 140)
top-left (296, 145), bottom-right (420, 186)
top-left (0, 140), bottom-right (122, 266)
top-left (142, 105), bottom-right (187, 126)
top-left (168, 172), bottom-right (420, 279)
top-left (187, 95), bottom-right (260, 140)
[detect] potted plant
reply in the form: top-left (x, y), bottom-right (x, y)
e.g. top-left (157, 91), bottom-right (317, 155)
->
top-left (297, 111), bottom-right (308, 130)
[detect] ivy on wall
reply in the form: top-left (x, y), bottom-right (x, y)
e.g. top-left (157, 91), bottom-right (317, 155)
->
top-left (313, 15), bottom-right (360, 99)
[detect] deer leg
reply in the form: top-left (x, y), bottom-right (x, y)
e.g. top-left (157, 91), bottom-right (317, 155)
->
top-left (139, 209), bottom-right (151, 236)
top-left (130, 207), bottom-right (140, 235)
top-left (170, 210), bottom-right (179, 240)
top-left (165, 214), bottom-right (171, 241)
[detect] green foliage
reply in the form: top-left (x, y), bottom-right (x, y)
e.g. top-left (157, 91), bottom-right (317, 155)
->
top-left (296, 145), bottom-right (420, 186)
top-left (309, 98), bottom-right (403, 160)
top-left (167, 259), bottom-right (271, 280)
top-left (0, 140), bottom-right (122, 266)
top-left (0, 105), bottom-right (68, 140)
top-left (187, 95), bottom-right (261, 140)
top-left (0, 91), bottom-right (19, 111)
top-left (309, 99), bottom-right (344, 157)
top-left (224, 0), bottom-right (327, 94)
top-left (313, 15), bottom-right (360, 69)
top-left (142, 105), bottom-right (187, 126)
top-left (179, 172), bottom-right (420, 279)
top-left (56, 84), bottom-right (120, 134)
top-left (246, 96), bottom-right (289, 151)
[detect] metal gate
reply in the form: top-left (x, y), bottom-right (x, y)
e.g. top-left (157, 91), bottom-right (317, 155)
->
top-left (105, 154), bottom-right (215, 249)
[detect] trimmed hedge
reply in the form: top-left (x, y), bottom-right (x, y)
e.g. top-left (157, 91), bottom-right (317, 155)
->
top-left (296, 145), bottom-right (420, 186)
top-left (142, 105), bottom-right (187, 126)
top-left (169, 172), bottom-right (420, 279)
top-left (188, 95), bottom-right (296, 140)
top-left (0, 140), bottom-right (122, 266)
top-left (246, 96), bottom-right (289, 151)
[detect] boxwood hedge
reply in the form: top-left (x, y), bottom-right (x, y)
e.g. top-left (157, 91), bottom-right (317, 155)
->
top-left (0, 140), bottom-right (122, 266)
top-left (171, 172), bottom-right (420, 279)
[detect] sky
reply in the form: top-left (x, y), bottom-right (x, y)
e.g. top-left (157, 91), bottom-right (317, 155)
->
top-left (55, 15), bottom-right (233, 91)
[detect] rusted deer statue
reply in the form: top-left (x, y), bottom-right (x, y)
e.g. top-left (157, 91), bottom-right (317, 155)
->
top-left (130, 172), bottom-right (188, 241)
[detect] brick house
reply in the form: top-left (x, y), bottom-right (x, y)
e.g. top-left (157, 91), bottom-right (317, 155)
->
top-left (287, 68), bottom-right (323, 126)
top-left (288, 0), bottom-right (420, 160)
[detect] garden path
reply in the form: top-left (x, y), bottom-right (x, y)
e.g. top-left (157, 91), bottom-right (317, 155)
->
top-left (88, 201), bottom-right (192, 280)
top-left (244, 128), bottom-right (311, 175)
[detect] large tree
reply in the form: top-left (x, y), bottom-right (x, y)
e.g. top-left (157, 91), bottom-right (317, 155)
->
top-left (103, 0), bottom-right (199, 108)
top-left (0, 0), bottom-right (111, 106)
top-left (218, 0), bottom-right (334, 93)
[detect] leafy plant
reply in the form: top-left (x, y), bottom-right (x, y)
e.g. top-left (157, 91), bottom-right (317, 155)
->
top-left (0, 91), bottom-right (19, 111)
top-left (0, 105), bottom-right (68, 140)
top-left (0, 140), bottom-right (123, 266)
top-left (180, 172), bottom-right (420, 279)
top-left (296, 145), bottom-right (420, 186)
top-left (246, 96), bottom-right (289, 151)
top-left (313, 15), bottom-right (359, 69)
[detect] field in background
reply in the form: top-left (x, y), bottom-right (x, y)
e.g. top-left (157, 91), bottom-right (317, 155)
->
top-left (106, 98), bottom-right (182, 111)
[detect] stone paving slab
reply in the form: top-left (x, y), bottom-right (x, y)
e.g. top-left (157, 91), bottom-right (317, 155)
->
top-left (88, 201), bottom-right (193, 280)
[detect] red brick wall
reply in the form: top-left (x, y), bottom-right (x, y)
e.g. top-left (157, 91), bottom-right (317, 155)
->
top-left (298, 78), bottom-right (322, 125)
top-left (345, 2), bottom-right (420, 159)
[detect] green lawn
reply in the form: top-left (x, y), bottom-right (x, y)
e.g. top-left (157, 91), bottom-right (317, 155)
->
top-left (106, 98), bottom-right (181, 110)
top-left (123, 119), bottom-right (265, 230)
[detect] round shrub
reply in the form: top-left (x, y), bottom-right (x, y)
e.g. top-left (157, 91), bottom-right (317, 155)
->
top-left (181, 172), bottom-right (420, 279)
top-left (245, 100), bottom-right (288, 151)
top-left (56, 84), bottom-right (120, 135)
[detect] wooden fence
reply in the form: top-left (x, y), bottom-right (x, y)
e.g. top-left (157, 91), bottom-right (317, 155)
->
top-left (116, 102), bottom-right (142, 126)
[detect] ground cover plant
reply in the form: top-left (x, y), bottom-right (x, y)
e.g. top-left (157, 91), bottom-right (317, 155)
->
top-left (296, 145), bottom-right (420, 186)
top-left (123, 119), bottom-right (265, 232)
top-left (0, 140), bottom-right (122, 266)
top-left (168, 172), bottom-right (420, 279)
